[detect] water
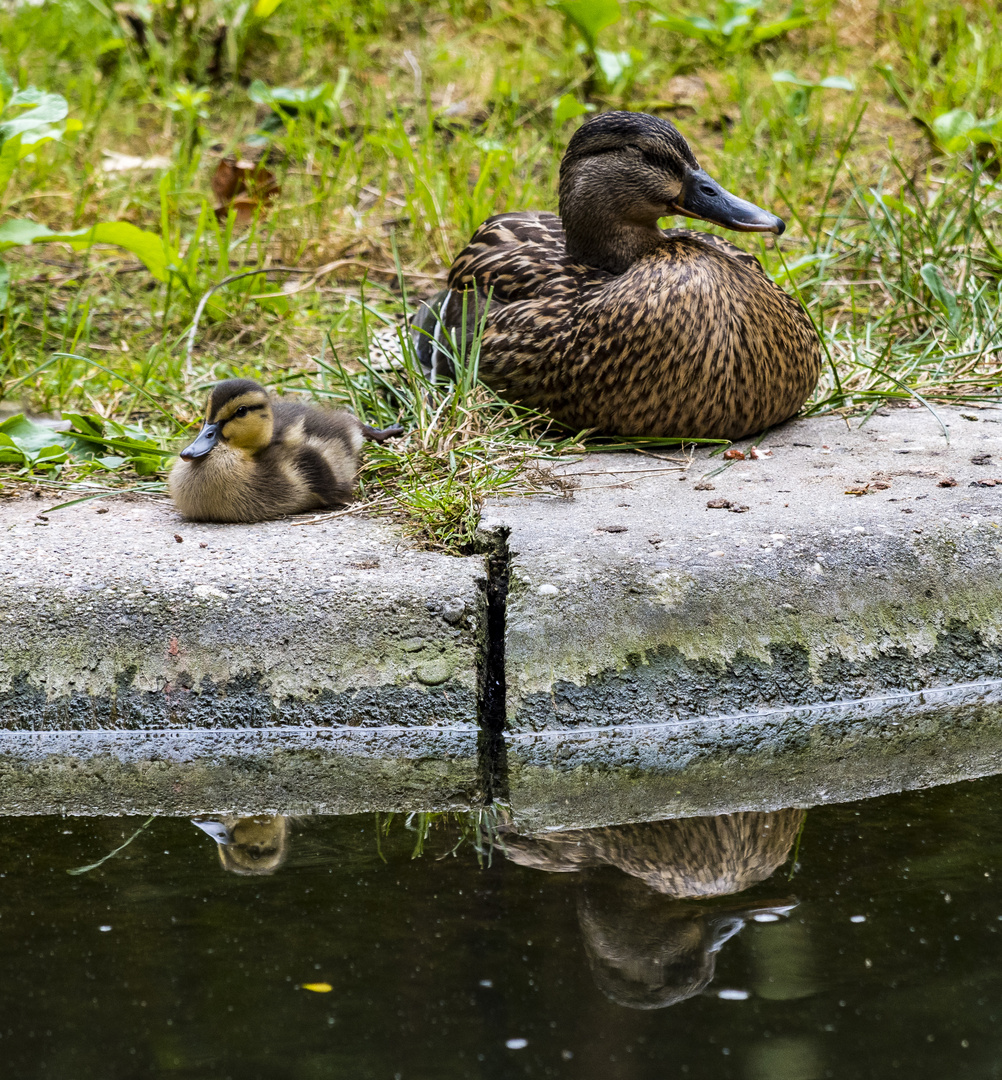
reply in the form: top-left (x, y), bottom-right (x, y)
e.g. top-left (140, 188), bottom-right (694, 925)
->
top-left (4, 774), bottom-right (1002, 1079)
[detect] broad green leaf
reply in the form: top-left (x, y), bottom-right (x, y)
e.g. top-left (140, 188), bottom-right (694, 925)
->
top-left (720, 12), bottom-right (751, 35)
top-left (1, 433), bottom-right (68, 466)
top-left (18, 127), bottom-right (63, 151)
top-left (652, 12), bottom-right (715, 38)
top-left (36, 222), bottom-right (175, 282)
top-left (931, 109), bottom-right (980, 153)
top-left (251, 293), bottom-right (290, 316)
top-left (61, 412), bottom-right (104, 438)
top-left (31, 443), bottom-right (71, 465)
top-left (0, 59), bottom-right (12, 113)
top-left (0, 431), bottom-right (27, 465)
top-left (552, 93), bottom-right (594, 125)
top-left (0, 218), bottom-right (53, 249)
top-left (64, 413), bottom-right (171, 458)
top-left (595, 48), bottom-right (632, 85)
top-left (773, 71), bottom-right (854, 90)
top-left (967, 124), bottom-right (999, 145)
top-left (133, 456), bottom-right (164, 475)
top-left (0, 414), bottom-right (89, 456)
top-left (0, 412), bottom-right (169, 474)
top-left (1, 90), bottom-right (68, 139)
top-left (554, 0), bottom-right (621, 49)
top-left (749, 14), bottom-right (813, 41)
top-left (249, 80), bottom-right (334, 116)
top-left (253, 0), bottom-right (283, 15)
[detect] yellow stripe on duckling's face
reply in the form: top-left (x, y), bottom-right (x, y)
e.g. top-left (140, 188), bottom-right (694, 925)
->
top-left (210, 389), bottom-right (274, 453)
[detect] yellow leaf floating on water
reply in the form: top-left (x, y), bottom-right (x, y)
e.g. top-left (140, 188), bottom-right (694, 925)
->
top-left (302, 982), bottom-right (333, 993)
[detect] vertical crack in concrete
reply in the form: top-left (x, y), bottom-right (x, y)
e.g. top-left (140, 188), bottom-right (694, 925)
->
top-left (476, 526), bottom-right (510, 805)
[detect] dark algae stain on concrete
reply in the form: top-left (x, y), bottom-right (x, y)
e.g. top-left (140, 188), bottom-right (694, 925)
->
top-left (517, 625), bottom-right (1002, 731)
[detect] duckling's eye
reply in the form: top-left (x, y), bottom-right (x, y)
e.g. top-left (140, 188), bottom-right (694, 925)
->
top-left (234, 406), bottom-right (249, 418)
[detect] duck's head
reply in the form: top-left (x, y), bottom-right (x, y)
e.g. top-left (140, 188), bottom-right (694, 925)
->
top-left (558, 111), bottom-right (784, 272)
top-left (179, 378), bottom-right (274, 461)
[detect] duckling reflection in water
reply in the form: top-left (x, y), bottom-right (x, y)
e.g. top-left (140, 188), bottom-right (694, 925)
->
top-left (192, 814), bottom-right (289, 876)
top-left (502, 809), bottom-right (803, 1009)
top-left (169, 379), bottom-right (403, 523)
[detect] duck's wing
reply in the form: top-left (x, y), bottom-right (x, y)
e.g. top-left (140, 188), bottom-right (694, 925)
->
top-left (412, 212), bottom-right (595, 377)
top-left (448, 211), bottom-right (569, 300)
top-left (269, 400), bottom-right (362, 507)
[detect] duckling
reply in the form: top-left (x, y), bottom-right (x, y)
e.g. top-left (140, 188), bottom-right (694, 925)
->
top-left (414, 111), bottom-right (821, 441)
top-left (191, 814), bottom-right (290, 876)
top-left (169, 378), bottom-right (402, 523)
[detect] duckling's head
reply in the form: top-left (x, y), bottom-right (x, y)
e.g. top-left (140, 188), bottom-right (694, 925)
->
top-left (180, 378), bottom-right (274, 461)
top-left (558, 111), bottom-right (784, 273)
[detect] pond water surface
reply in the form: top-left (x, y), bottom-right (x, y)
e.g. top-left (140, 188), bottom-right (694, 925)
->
top-left (4, 773), bottom-right (1002, 1079)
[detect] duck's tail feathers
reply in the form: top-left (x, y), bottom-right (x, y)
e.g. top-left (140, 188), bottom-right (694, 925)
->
top-left (411, 287), bottom-right (494, 381)
top-left (411, 289), bottom-right (457, 381)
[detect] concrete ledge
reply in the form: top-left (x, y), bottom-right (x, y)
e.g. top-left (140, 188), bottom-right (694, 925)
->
top-left (506, 679), bottom-right (1002, 830)
top-left (1, 498), bottom-right (484, 728)
top-left (8, 405), bottom-right (1002, 821)
top-left (0, 727), bottom-right (479, 815)
top-left (1, 498), bottom-right (485, 809)
top-left (482, 405), bottom-right (1002, 823)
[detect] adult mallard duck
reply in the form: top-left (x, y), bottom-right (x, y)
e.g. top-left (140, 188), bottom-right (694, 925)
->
top-left (414, 111), bottom-right (821, 440)
top-left (169, 378), bottom-right (402, 523)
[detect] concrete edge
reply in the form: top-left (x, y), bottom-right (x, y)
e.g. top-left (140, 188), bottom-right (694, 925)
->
top-left (0, 726), bottom-right (481, 816)
top-left (505, 679), bottom-right (1002, 830)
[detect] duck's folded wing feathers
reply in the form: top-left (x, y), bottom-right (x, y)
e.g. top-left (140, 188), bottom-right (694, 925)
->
top-left (412, 211), bottom-right (604, 376)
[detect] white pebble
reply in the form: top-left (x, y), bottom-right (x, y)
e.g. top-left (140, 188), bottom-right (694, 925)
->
top-left (506, 1038), bottom-right (528, 1050)
top-left (537, 584), bottom-right (558, 596)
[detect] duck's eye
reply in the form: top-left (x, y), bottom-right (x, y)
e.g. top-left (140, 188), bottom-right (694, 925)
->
top-left (234, 406), bottom-right (249, 418)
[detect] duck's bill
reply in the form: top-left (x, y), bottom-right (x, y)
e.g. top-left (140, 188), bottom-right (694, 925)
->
top-left (670, 168), bottom-right (785, 234)
top-left (179, 422), bottom-right (219, 461)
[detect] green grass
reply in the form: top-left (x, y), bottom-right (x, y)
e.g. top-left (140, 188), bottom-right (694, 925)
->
top-left (3, 0), bottom-right (1002, 547)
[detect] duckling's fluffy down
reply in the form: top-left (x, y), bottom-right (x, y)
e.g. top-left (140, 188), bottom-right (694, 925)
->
top-left (169, 399), bottom-right (364, 523)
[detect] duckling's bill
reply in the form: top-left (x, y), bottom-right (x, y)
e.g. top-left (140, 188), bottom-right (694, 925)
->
top-left (180, 422), bottom-right (219, 461)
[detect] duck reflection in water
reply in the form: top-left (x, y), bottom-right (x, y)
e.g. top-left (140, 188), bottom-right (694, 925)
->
top-left (502, 809), bottom-right (803, 1009)
top-left (191, 814), bottom-right (290, 875)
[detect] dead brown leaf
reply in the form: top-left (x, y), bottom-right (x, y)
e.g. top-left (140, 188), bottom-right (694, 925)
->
top-left (211, 157), bottom-right (280, 224)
